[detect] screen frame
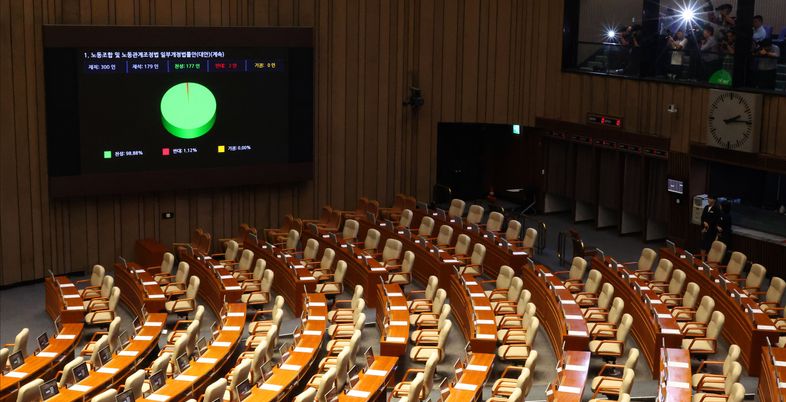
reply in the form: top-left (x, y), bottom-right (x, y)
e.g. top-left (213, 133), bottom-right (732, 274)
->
top-left (39, 378), bottom-right (60, 401)
top-left (42, 25), bottom-right (314, 198)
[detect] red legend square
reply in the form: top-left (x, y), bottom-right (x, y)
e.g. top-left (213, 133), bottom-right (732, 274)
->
top-left (162, 148), bottom-right (170, 156)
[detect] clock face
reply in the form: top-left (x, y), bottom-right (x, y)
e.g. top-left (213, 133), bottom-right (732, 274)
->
top-left (708, 92), bottom-right (754, 151)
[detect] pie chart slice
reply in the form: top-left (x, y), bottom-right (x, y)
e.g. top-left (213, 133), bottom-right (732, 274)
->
top-left (160, 82), bottom-right (217, 139)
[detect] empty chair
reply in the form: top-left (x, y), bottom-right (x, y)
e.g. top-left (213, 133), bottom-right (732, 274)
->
top-left (160, 262), bottom-right (190, 294)
top-left (85, 287), bottom-right (120, 326)
top-left (589, 313), bottom-right (632, 361)
top-left (740, 263), bottom-right (766, 295)
top-left (328, 286), bottom-right (363, 323)
top-left (323, 330), bottom-right (361, 367)
top-left (241, 269), bottom-right (273, 308)
top-left (398, 209), bottom-right (414, 228)
top-left (91, 389), bottom-right (118, 402)
top-left (410, 305), bottom-right (451, 344)
top-left (166, 276), bottom-right (199, 317)
top-left (387, 251), bottom-right (415, 285)
top-left (219, 239), bottom-right (240, 262)
top-left (583, 283), bottom-right (614, 318)
top-left (458, 243), bottom-right (486, 276)
top-left (391, 354), bottom-right (438, 400)
top-left (575, 269), bottom-right (603, 306)
top-left (490, 278), bottom-right (524, 313)
top-left (466, 204), bottom-right (484, 225)
top-left (224, 359), bottom-right (252, 401)
top-left (88, 335), bottom-right (110, 369)
top-left (250, 297), bottom-right (283, 334)
top-left (308, 248), bottom-right (335, 280)
top-left (625, 248), bottom-right (657, 273)
top-left (275, 229), bottom-right (300, 252)
top-left (315, 260), bottom-right (347, 295)
top-left (359, 228), bottom-right (381, 253)
top-left (553, 257), bottom-right (587, 292)
top-left (82, 316), bottom-right (122, 355)
top-left (142, 353), bottom-right (170, 394)
top-left (83, 275), bottom-right (114, 304)
top-left (445, 234), bottom-right (471, 258)
top-left (234, 257), bottom-right (266, 282)
top-left (328, 311), bottom-right (365, 340)
top-left (638, 258), bottom-right (673, 285)
top-left (706, 241), bottom-right (728, 264)
top-left (486, 212), bottom-right (505, 233)
top-left (679, 296), bottom-right (715, 336)
top-left (656, 269), bottom-right (687, 305)
top-left (590, 368), bottom-right (635, 400)
top-left (410, 320), bottom-right (451, 363)
top-left (57, 356), bottom-right (85, 388)
top-left (77, 265), bottom-right (106, 298)
top-left (340, 219), bottom-right (359, 242)
top-left (313, 367), bottom-right (337, 401)
top-left (202, 378), bottom-right (227, 402)
top-left (592, 348), bottom-right (639, 388)
top-left (497, 317), bottom-right (539, 362)
top-left (490, 366), bottom-right (533, 399)
top-left (294, 388), bottom-right (317, 402)
top-left (497, 312), bottom-right (535, 344)
top-left (487, 388), bottom-right (524, 402)
top-left (4, 328), bottom-right (28, 357)
top-left (432, 225), bottom-right (453, 247)
top-left (377, 239), bottom-right (403, 266)
top-left (247, 307), bottom-right (284, 345)
top-left (408, 276), bottom-right (439, 313)
top-left (692, 345), bottom-right (741, 393)
top-left (755, 276), bottom-right (786, 315)
top-left (417, 217), bottom-right (436, 238)
top-left (505, 220), bottom-right (522, 242)
top-left (448, 199), bottom-right (466, 218)
top-left (249, 338), bottom-right (269, 384)
top-left (308, 346), bottom-right (350, 390)
top-left (482, 265), bottom-right (515, 298)
top-left (682, 311), bottom-right (725, 358)
top-left (715, 251), bottom-right (747, 279)
top-left (119, 369), bottom-right (145, 399)
top-left (15, 379), bottom-right (44, 402)
top-left (410, 289), bottom-right (447, 326)
top-left (587, 298), bottom-right (625, 337)
top-left (692, 382), bottom-right (745, 402)
top-left (301, 239), bottom-right (320, 262)
top-left (497, 301), bottom-right (535, 330)
top-left (671, 282), bottom-right (700, 320)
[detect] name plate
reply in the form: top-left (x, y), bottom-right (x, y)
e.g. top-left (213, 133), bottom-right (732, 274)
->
top-left (454, 383), bottom-right (476, 391)
top-left (260, 383), bottom-right (283, 391)
top-left (37, 352), bottom-right (57, 358)
top-left (475, 306), bottom-right (491, 311)
top-left (63, 294), bottom-right (80, 299)
top-left (118, 350), bottom-right (139, 357)
top-left (557, 385), bottom-right (582, 394)
top-left (135, 269), bottom-right (146, 273)
top-left (443, 259), bottom-right (461, 263)
top-left (780, 382), bottom-right (786, 389)
top-left (134, 335), bottom-right (153, 341)
top-left (56, 334), bottom-right (76, 340)
top-left (59, 283), bottom-right (75, 288)
top-left (386, 337), bottom-right (406, 342)
top-left (475, 333), bottom-right (495, 340)
top-left (309, 316), bottom-right (326, 321)
top-left (220, 275), bottom-right (233, 279)
top-left (144, 321), bottom-right (163, 327)
top-left (280, 364), bottom-right (302, 371)
top-left (470, 293), bottom-right (486, 298)
top-left (227, 312), bottom-right (244, 317)
top-left (147, 394), bottom-right (170, 401)
top-left (68, 384), bottom-right (92, 392)
top-left (303, 330), bottom-right (322, 336)
top-left (775, 360), bottom-right (786, 367)
top-left (142, 281), bottom-right (157, 286)
top-left (346, 390), bottom-right (370, 398)
top-left (568, 330), bottom-right (588, 337)
top-left (197, 357), bottom-right (218, 364)
top-left (662, 328), bottom-right (681, 334)
top-left (668, 361), bottom-right (690, 369)
top-left (657, 313), bottom-right (672, 319)
top-left (148, 294), bottom-right (165, 299)
top-left (390, 306), bottom-right (406, 311)
top-left (565, 364), bottom-right (585, 371)
top-left (67, 306), bottom-right (84, 311)
top-left (389, 321), bottom-right (408, 326)
top-left (757, 325), bottom-right (777, 331)
top-left (475, 319), bottom-right (495, 325)
top-left (212, 341), bottom-right (231, 347)
top-left (560, 300), bottom-right (576, 305)
top-left (97, 367), bottom-right (119, 374)
top-left (512, 251), bottom-right (528, 255)
top-left (564, 315), bottom-right (582, 320)
top-left (175, 375), bottom-right (198, 382)
top-left (307, 302), bottom-right (326, 307)
top-left (299, 276), bottom-right (316, 281)
top-left (222, 326), bottom-right (241, 331)
top-left (387, 292), bottom-right (403, 297)
top-left (294, 347), bottom-right (314, 353)
top-left (5, 371), bottom-right (27, 378)
top-left (224, 286), bottom-right (241, 290)
top-left (668, 381), bottom-right (690, 389)
top-left (370, 267), bottom-right (387, 272)
top-left (365, 369), bottom-right (387, 376)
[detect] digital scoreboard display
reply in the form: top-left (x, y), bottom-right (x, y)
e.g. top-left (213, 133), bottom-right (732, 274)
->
top-left (43, 26), bottom-right (313, 196)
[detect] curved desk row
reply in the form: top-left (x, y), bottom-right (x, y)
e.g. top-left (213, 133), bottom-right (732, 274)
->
top-left (45, 276), bottom-right (85, 323)
top-left (179, 253), bottom-right (244, 315)
top-left (546, 350), bottom-right (591, 402)
top-left (522, 265), bottom-right (590, 355)
top-left (0, 323), bottom-right (84, 402)
top-left (48, 313), bottom-right (167, 402)
top-left (138, 304), bottom-right (246, 402)
top-left (444, 353), bottom-right (495, 402)
top-left (758, 347), bottom-right (786, 402)
top-left (243, 240), bottom-right (314, 317)
top-left (590, 257), bottom-right (682, 379)
top-left (337, 355), bottom-right (398, 401)
top-left (115, 262), bottom-right (166, 316)
top-left (661, 248), bottom-right (778, 376)
top-left (377, 284), bottom-right (410, 357)
top-left (658, 348), bottom-right (692, 402)
top-left (249, 294), bottom-right (328, 402)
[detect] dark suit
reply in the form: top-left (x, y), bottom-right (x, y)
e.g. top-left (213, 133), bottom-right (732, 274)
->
top-left (701, 204), bottom-right (719, 251)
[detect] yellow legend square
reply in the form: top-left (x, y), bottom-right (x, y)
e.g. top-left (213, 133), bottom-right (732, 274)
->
top-left (217, 145), bottom-right (226, 153)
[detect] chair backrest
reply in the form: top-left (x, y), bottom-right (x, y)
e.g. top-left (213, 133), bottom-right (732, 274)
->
top-left (726, 252), bottom-right (747, 276)
top-left (707, 241), bottom-right (727, 264)
top-left (124, 369), bottom-right (146, 398)
top-left (401, 251), bottom-right (415, 274)
top-left (585, 269), bottom-right (602, 294)
top-left (0, 348), bottom-right (7, 372)
top-left (91, 389), bottom-right (118, 402)
top-left (264, 325), bottom-right (279, 360)
top-left (597, 283), bottom-right (614, 310)
top-left (381, 239), bottom-right (403, 263)
top-left (516, 294), bottom-right (534, 316)
top-left (293, 388), bottom-right (317, 402)
top-left (496, 265), bottom-right (515, 290)
top-left (251, 338), bottom-right (269, 382)
top-left (507, 389), bottom-right (524, 402)
top-left (436, 225), bottom-right (453, 246)
top-left (170, 336), bottom-right (187, 368)
top-left (638, 248), bottom-right (657, 272)
top-left (347, 330), bottom-right (362, 358)
top-left (151, 352), bottom-right (171, 375)
top-left (422, 353), bottom-right (439, 391)
top-left (524, 350), bottom-right (538, 373)
top-left (101, 275), bottom-right (115, 299)
top-left (204, 378), bottom-right (228, 402)
top-left (107, 316), bottom-right (122, 352)
top-left (696, 296), bottom-right (715, 324)
top-left (653, 259), bottom-right (673, 283)
top-left (186, 276), bottom-right (200, 300)
top-left (399, 209), bottom-right (413, 228)
top-left (303, 239), bottom-right (319, 261)
top-left (260, 270), bottom-right (275, 293)
top-left (90, 265), bottom-right (106, 287)
top-left (707, 311), bottom-right (726, 339)
top-left (353, 313), bottom-right (366, 331)
top-left (224, 240), bottom-right (239, 261)
top-left (608, 298), bottom-right (625, 326)
top-left (506, 220), bottom-right (522, 241)
top-left (724, 362), bottom-right (742, 393)
top-left (106, 287), bottom-right (121, 313)
top-left (624, 348), bottom-right (640, 370)
top-left (16, 379), bottom-right (44, 402)
top-left (468, 242), bottom-right (485, 265)
top-left (59, 356), bottom-right (85, 388)
top-left (364, 229), bottom-right (381, 251)
top-left (569, 257), bottom-right (587, 280)
top-left (343, 220), bottom-right (359, 240)
top-left (522, 228), bottom-right (538, 249)
top-left (160, 253), bottom-right (175, 275)
top-left (728, 383), bottom-right (746, 402)
top-left (682, 282), bottom-right (700, 309)
top-left (617, 314), bottom-right (633, 341)
top-left (350, 285), bottom-right (364, 309)
top-left (746, 264), bottom-right (766, 289)
top-left (286, 230), bottom-right (300, 250)
top-left (91, 335), bottom-right (109, 368)
top-left (229, 359), bottom-right (251, 390)
top-left (424, 276), bottom-right (439, 300)
top-left (184, 320), bottom-right (200, 356)
top-left (454, 235), bottom-right (471, 256)
top-left (526, 317), bottom-right (540, 345)
top-left (238, 249), bottom-right (254, 271)
top-left (253, 259), bottom-right (267, 281)
top-left (334, 261), bottom-right (348, 283)
top-left (437, 305), bottom-right (452, 330)
top-left (437, 320), bottom-right (452, 350)
top-left (507, 278), bottom-right (524, 302)
top-left (620, 368), bottom-right (635, 394)
top-left (724, 344), bottom-right (741, 375)
top-left (335, 347), bottom-right (350, 390)
top-left (175, 262), bottom-right (190, 284)
top-left (419, 217), bottom-right (435, 237)
top-left (668, 269), bottom-right (687, 295)
top-left (12, 328), bottom-right (29, 356)
top-left (448, 199), bottom-right (466, 218)
top-left (767, 277), bottom-right (786, 303)
top-left (315, 367), bottom-right (336, 399)
top-left (486, 212), bottom-right (504, 232)
top-left (320, 248), bottom-right (336, 271)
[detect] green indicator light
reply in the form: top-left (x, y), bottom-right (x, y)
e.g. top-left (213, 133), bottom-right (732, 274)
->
top-left (160, 82), bottom-right (217, 139)
top-left (103, 151), bottom-right (112, 159)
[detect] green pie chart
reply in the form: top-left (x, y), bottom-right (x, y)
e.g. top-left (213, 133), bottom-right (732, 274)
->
top-left (160, 82), bottom-right (217, 139)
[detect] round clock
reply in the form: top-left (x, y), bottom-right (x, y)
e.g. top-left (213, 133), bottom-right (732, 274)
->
top-left (707, 91), bottom-right (759, 152)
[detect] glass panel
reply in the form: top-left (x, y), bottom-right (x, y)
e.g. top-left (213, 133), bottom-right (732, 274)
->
top-left (577, 0), bottom-right (643, 77)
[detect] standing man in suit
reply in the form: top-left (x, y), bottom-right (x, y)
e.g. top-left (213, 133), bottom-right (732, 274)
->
top-left (701, 195), bottom-right (719, 260)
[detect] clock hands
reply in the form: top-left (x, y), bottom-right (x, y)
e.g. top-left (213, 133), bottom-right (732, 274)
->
top-left (722, 115), bottom-right (752, 125)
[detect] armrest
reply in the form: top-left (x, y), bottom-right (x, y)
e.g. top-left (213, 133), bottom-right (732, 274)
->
top-left (697, 360), bottom-right (725, 373)
top-left (501, 330), bottom-right (528, 344)
top-left (597, 363), bottom-right (626, 376)
top-left (696, 374), bottom-right (726, 392)
top-left (698, 394), bottom-right (730, 402)
top-left (402, 368), bottom-right (425, 381)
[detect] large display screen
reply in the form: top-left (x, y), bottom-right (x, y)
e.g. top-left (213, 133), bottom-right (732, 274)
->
top-left (44, 26), bottom-right (313, 197)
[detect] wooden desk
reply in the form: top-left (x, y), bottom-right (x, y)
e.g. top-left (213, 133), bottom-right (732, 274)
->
top-left (44, 276), bottom-right (85, 323)
top-left (247, 294), bottom-right (327, 402)
top-left (46, 313), bottom-right (166, 402)
top-left (758, 347), bottom-right (786, 402)
top-left (591, 257), bottom-right (682, 379)
top-left (658, 348), bottom-right (692, 402)
top-left (179, 253), bottom-right (243, 315)
top-left (114, 262), bottom-right (166, 316)
top-left (547, 350), bottom-right (591, 402)
top-left (661, 248), bottom-right (778, 376)
top-left (338, 356), bottom-right (398, 401)
top-left (521, 265), bottom-right (590, 355)
top-left (377, 284), bottom-right (410, 357)
top-left (138, 304), bottom-right (246, 402)
top-left (0, 323), bottom-right (83, 402)
top-left (244, 239), bottom-right (315, 317)
top-left (444, 353), bottom-right (495, 402)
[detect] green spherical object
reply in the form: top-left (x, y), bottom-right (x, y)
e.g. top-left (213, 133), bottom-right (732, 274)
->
top-left (709, 69), bottom-right (732, 87)
top-left (160, 82), bottom-right (217, 139)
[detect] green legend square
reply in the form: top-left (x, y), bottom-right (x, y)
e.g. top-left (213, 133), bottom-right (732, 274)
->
top-left (103, 151), bottom-right (112, 159)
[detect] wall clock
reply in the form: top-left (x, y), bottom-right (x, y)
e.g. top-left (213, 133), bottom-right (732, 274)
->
top-left (707, 90), bottom-right (762, 153)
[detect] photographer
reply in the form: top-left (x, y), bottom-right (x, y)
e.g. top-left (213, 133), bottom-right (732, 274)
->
top-left (667, 30), bottom-right (688, 79)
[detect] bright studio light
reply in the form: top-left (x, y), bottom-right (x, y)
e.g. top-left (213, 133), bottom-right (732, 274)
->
top-left (678, 4), bottom-right (698, 24)
top-left (607, 30), bottom-right (617, 39)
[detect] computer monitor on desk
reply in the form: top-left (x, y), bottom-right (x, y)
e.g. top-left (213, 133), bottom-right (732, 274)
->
top-left (39, 379), bottom-right (59, 401)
